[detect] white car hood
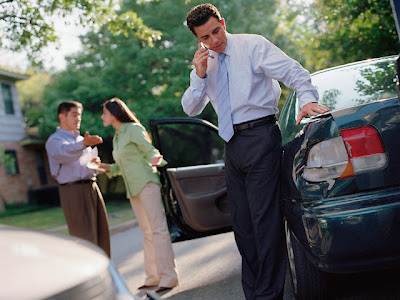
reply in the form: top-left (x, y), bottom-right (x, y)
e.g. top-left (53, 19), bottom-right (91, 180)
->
top-left (0, 225), bottom-right (109, 300)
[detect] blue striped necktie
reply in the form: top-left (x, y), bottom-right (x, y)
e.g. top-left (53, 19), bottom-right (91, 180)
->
top-left (216, 53), bottom-right (234, 142)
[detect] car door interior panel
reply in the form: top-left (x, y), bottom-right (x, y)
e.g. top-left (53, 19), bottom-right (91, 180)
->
top-left (166, 164), bottom-right (232, 232)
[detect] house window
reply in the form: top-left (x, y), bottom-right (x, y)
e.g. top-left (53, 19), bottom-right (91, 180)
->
top-left (4, 150), bottom-right (19, 175)
top-left (1, 83), bottom-right (14, 115)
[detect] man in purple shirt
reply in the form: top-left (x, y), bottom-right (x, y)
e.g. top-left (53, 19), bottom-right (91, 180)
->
top-left (45, 101), bottom-right (110, 257)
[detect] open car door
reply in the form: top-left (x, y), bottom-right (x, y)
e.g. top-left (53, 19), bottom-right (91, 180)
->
top-left (149, 118), bottom-right (232, 242)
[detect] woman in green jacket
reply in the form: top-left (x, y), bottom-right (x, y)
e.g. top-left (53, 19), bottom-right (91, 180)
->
top-left (98, 98), bottom-right (178, 293)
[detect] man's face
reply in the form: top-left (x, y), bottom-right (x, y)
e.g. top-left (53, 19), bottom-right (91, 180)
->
top-left (59, 107), bottom-right (82, 131)
top-left (194, 17), bottom-right (227, 53)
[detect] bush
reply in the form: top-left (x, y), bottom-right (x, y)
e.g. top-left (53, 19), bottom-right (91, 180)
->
top-left (28, 186), bottom-right (60, 206)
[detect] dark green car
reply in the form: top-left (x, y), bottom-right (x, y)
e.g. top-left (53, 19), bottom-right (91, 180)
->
top-left (149, 55), bottom-right (400, 299)
top-left (280, 55), bottom-right (400, 299)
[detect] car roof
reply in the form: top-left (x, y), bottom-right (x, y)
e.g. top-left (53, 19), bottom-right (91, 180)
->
top-left (311, 55), bottom-right (398, 77)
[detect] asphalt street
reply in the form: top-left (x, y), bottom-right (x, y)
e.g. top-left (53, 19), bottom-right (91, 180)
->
top-left (111, 225), bottom-right (295, 300)
top-left (111, 224), bottom-right (399, 300)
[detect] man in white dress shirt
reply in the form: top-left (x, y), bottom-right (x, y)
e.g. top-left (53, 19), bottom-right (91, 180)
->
top-left (182, 3), bottom-right (329, 299)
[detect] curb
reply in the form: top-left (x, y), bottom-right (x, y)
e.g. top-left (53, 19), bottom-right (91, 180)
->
top-left (110, 219), bottom-right (138, 235)
top-left (46, 219), bottom-right (139, 236)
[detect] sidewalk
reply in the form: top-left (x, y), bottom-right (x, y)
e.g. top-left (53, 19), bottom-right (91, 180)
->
top-left (110, 219), bottom-right (138, 235)
top-left (46, 210), bottom-right (138, 236)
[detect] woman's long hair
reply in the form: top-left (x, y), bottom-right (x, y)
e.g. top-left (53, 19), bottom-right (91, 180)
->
top-left (103, 97), bottom-right (151, 142)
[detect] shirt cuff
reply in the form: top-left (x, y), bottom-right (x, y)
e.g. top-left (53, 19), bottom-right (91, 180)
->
top-left (159, 158), bottom-right (168, 167)
top-left (297, 90), bottom-right (319, 109)
top-left (77, 140), bottom-right (87, 150)
top-left (107, 163), bottom-right (120, 178)
top-left (191, 73), bottom-right (207, 89)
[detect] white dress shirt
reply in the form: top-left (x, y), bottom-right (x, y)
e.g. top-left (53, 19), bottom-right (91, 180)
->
top-left (182, 33), bottom-right (319, 124)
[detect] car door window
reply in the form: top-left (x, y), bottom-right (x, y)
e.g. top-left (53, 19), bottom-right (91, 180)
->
top-left (279, 91), bottom-right (303, 145)
top-left (155, 122), bottom-right (224, 168)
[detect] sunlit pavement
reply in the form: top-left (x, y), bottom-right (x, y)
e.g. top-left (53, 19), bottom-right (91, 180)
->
top-left (111, 225), bottom-right (295, 300)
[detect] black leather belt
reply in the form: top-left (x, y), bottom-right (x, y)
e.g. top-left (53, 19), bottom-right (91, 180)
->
top-left (60, 179), bottom-right (96, 186)
top-left (233, 115), bottom-right (276, 132)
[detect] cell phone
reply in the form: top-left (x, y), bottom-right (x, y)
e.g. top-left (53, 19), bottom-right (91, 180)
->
top-left (199, 40), bottom-right (214, 59)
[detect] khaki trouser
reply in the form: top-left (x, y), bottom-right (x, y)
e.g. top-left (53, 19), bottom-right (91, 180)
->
top-left (59, 181), bottom-right (111, 257)
top-left (130, 182), bottom-right (179, 288)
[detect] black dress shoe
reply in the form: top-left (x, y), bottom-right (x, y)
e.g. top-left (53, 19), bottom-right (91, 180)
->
top-left (138, 284), bottom-right (157, 290)
top-left (155, 286), bottom-right (173, 293)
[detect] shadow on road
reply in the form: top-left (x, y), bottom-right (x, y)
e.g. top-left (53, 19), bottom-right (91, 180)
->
top-left (331, 267), bottom-right (400, 300)
top-left (165, 272), bottom-right (244, 300)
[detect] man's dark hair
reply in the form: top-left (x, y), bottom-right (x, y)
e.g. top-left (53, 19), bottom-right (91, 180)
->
top-left (57, 101), bottom-right (83, 117)
top-left (186, 3), bottom-right (221, 36)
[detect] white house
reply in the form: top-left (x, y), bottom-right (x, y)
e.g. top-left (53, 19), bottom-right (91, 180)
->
top-left (0, 69), bottom-right (56, 211)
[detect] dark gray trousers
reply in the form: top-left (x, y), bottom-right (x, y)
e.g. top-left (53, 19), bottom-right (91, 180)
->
top-left (225, 122), bottom-right (287, 300)
top-left (59, 181), bottom-right (111, 257)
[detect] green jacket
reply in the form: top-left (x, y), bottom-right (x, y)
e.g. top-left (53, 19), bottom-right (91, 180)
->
top-left (106, 122), bottom-right (167, 198)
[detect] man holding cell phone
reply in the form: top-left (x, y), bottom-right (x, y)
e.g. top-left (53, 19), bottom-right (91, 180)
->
top-left (181, 3), bottom-right (329, 300)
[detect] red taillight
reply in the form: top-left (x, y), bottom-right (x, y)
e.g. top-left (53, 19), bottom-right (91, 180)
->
top-left (339, 125), bottom-right (386, 176)
top-left (340, 126), bottom-right (385, 158)
top-left (302, 125), bottom-right (386, 182)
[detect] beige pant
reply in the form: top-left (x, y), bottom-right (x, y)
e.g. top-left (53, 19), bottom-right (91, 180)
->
top-left (130, 182), bottom-right (179, 287)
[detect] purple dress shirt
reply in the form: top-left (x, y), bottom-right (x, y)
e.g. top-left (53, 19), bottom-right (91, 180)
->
top-left (45, 128), bottom-right (97, 184)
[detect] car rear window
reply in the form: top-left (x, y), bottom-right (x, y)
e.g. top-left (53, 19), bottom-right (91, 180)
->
top-left (310, 56), bottom-right (398, 113)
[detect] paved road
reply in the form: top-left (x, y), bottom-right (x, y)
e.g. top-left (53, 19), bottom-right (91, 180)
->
top-left (111, 225), bottom-right (294, 300)
top-left (111, 225), bottom-right (400, 300)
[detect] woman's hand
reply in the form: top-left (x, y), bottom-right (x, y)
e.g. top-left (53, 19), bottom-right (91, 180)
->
top-left (90, 157), bottom-right (110, 174)
top-left (91, 157), bottom-right (101, 165)
top-left (151, 155), bottom-right (164, 167)
top-left (98, 163), bottom-right (110, 174)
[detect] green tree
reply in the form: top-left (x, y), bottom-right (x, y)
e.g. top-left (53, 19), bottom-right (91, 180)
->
top-left (0, 0), bottom-right (161, 65)
top-left (279, 0), bottom-right (400, 72)
top-left (38, 0), bottom-right (283, 139)
top-left (23, 0), bottom-right (298, 195)
top-left (0, 148), bottom-right (15, 174)
top-left (34, 0), bottom-right (285, 194)
top-left (16, 69), bottom-right (51, 128)
top-left (354, 60), bottom-right (397, 104)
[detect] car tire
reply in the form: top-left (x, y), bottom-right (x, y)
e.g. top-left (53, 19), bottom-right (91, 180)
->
top-left (285, 220), bottom-right (328, 300)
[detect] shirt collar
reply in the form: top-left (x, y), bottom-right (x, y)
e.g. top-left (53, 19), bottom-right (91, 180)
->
top-left (116, 122), bottom-right (130, 134)
top-left (56, 127), bottom-right (80, 138)
top-left (223, 33), bottom-right (233, 57)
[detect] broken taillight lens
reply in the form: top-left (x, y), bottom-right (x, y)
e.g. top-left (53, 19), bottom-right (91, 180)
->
top-left (340, 126), bottom-right (386, 174)
top-left (303, 125), bottom-right (386, 182)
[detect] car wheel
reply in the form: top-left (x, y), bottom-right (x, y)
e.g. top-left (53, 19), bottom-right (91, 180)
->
top-left (285, 220), bottom-right (328, 300)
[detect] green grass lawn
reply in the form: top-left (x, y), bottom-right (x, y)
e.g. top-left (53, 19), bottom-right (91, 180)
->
top-left (0, 200), bottom-right (134, 231)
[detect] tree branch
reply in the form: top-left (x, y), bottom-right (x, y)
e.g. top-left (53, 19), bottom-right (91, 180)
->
top-left (0, 0), bottom-right (14, 6)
